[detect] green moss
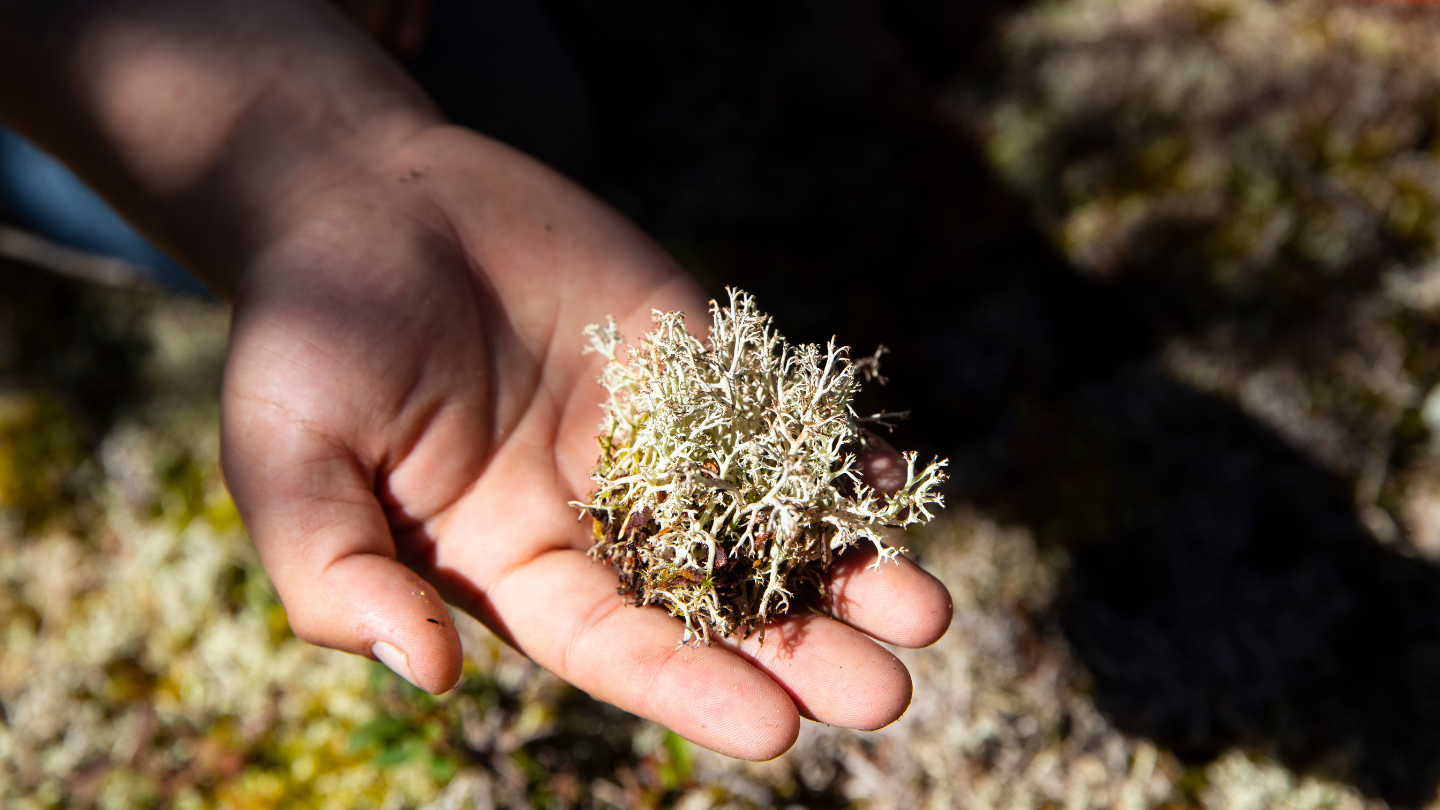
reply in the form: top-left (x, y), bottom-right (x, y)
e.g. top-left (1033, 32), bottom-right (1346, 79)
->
top-left (0, 391), bottom-right (87, 534)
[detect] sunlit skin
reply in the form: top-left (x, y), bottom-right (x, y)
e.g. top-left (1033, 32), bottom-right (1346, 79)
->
top-left (0, 0), bottom-right (953, 760)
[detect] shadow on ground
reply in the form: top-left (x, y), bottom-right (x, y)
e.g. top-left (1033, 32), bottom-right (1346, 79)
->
top-left (6, 0), bottom-right (1440, 804)
top-left (544, 0), bottom-right (1440, 805)
top-left (0, 257), bottom-right (149, 440)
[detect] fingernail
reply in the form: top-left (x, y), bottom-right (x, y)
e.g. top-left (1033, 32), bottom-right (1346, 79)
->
top-left (371, 641), bottom-right (420, 689)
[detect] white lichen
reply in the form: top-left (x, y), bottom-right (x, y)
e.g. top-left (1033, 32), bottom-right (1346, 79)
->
top-left (574, 289), bottom-right (947, 644)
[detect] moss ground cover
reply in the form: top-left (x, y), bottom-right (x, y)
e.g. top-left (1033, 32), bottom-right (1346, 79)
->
top-left (0, 266), bottom-right (716, 809)
top-left (0, 254), bottom-right (1397, 809)
top-left (15, 0), bottom-right (1440, 805)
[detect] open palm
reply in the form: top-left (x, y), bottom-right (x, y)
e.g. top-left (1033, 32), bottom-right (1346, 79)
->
top-left (221, 125), bottom-right (952, 760)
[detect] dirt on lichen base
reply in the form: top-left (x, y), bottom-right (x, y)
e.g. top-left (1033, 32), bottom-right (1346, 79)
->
top-left (574, 290), bottom-right (947, 645)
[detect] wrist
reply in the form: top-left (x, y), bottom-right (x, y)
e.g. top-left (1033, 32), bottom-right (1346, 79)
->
top-left (199, 100), bottom-right (444, 296)
top-left (0, 0), bottom-right (443, 298)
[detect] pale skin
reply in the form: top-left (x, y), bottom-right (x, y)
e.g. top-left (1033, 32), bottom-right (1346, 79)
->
top-left (0, 0), bottom-right (953, 760)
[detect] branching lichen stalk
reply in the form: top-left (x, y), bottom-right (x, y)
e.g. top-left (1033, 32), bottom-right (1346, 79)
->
top-left (573, 290), bottom-right (947, 645)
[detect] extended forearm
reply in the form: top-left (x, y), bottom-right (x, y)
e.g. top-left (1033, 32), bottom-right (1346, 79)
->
top-left (0, 0), bottom-right (440, 294)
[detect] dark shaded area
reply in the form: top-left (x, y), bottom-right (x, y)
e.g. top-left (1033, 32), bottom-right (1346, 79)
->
top-left (514, 688), bottom-right (644, 791)
top-left (545, 0), bottom-right (1154, 463)
top-left (0, 254), bottom-right (150, 442)
top-left (406, 0), bottom-right (594, 177)
top-left (0, 257), bottom-right (152, 534)
top-left (541, 1), bottom-right (1440, 805)
top-left (500, 683), bottom-right (851, 807)
top-left (1052, 371), bottom-right (1440, 806)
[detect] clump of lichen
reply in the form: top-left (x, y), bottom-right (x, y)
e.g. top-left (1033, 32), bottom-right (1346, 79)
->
top-left (575, 289), bottom-right (947, 644)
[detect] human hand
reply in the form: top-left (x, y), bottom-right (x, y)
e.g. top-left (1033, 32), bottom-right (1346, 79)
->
top-left (0, 0), bottom-right (951, 759)
top-left (220, 124), bottom-right (954, 759)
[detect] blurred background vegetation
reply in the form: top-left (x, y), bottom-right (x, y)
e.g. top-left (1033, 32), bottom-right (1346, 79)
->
top-left (11, 0), bottom-right (1440, 807)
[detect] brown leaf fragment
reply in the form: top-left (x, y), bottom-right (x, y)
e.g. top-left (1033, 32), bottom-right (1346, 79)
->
top-left (623, 506), bottom-right (651, 538)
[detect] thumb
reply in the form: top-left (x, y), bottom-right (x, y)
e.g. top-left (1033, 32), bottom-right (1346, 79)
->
top-left (221, 406), bottom-right (463, 694)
